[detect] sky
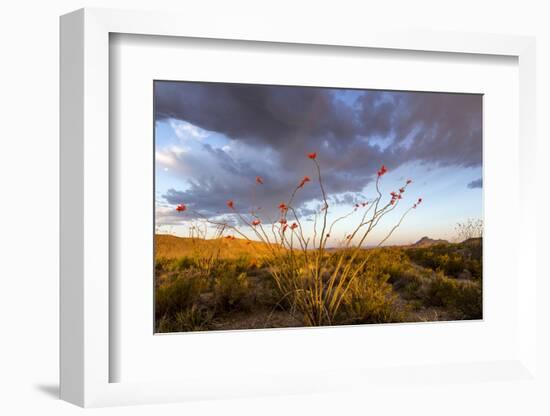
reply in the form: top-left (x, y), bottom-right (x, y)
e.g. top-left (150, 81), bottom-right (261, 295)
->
top-left (154, 81), bottom-right (482, 246)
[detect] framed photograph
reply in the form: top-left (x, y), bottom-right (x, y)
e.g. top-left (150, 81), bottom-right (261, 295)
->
top-left (152, 80), bottom-right (483, 333)
top-left (60, 8), bottom-right (539, 408)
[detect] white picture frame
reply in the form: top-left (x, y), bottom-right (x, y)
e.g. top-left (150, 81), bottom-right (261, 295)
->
top-left (60, 7), bottom-right (538, 408)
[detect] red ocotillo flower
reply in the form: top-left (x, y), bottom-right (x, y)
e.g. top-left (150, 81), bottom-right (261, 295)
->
top-left (175, 203), bottom-right (187, 212)
top-left (282, 224), bottom-right (288, 233)
top-left (227, 200), bottom-right (234, 209)
top-left (290, 222), bottom-right (298, 230)
top-left (308, 152), bottom-right (317, 160)
top-left (417, 198), bottom-right (423, 204)
top-left (256, 176), bottom-right (264, 185)
top-left (298, 176), bottom-right (311, 188)
top-left (399, 187), bottom-right (405, 193)
top-left (252, 219), bottom-right (261, 226)
top-left (279, 218), bottom-right (288, 225)
top-left (406, 179), bottom-right (413, 184)
top-left (278, 202), bottom-right (288, 212)
top-left (377, 164), bottom-right (388, 177)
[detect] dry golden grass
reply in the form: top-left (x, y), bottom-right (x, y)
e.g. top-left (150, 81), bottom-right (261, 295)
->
top-left (154, 237), bottom-right (483, 332)
top-left (155, 234), bottom-right (273, 260)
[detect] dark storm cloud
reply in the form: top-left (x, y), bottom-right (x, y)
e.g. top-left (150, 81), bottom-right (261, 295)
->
top-left (155, 82), bottom-right (482, 218)
top-left (386, 92), bottom-right (482, 168)
top-left (155, 81), bottom-right (358, 146)
top-left (467, 178), bottom-right (483, 189)
top-left (160, 146), bottom-right (326, 220)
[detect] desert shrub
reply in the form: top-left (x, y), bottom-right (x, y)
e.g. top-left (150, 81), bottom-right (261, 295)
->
top-left (436, 253), bottom-right (464, 276)
top-left (464, 239), bottom-right (483, 261)
top-left (465, 259), bottom-right (482, 280)
top-left (423, 272), bottom-right (482, 319)
top-left (155, 274), bottom-right (204, 320)
top-left (390, 268), bottom-right (431, 299)
top-left (362, 248), bottom-right (432, 299)
top-left (213, 272), bottom-right (251, 311)
top-left (156, 315), bottom-right (172, 332)
top-left (406, 245), bottom-right (445, 270)
top-left (251, 271), bottom-right (284, 308)
top-left (155, 257), bottom-right (195, 273)
top-left (359, 248), bottom-right (406, 275)
top-left (232, 256), bottom-right (254, 272)
top-left (155, 257), bottom-right (171, 274)
top-left (157, 305), bottom-right (213, 332)
top-left (342, 271), bottom-right (403, 324)
top-left (173, 306), bottom-right (214, 331)
top-left (455, 218), bottom-right (483, 242)
top-left (175, 257), bottom-right (196, 271)
top-left (205, 257), bottom-right (253, 280)
top-left (406, 243), bottom-right (482, 280)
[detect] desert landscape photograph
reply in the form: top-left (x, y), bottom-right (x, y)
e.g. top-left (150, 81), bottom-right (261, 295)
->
top-left (154, 81), bottom-right (483, 333)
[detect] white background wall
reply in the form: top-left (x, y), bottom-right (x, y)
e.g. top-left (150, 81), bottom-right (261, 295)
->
top-left (0, 1), bottom-right (548, 414)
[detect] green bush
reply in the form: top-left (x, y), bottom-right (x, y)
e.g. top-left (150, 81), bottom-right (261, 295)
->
top-left (396, 270), bottom-right (431, 300)
top-left (213, 272), bottom-right (251, 311)
top-left (174, 257), bottom-right (196, 271)
top-left (155, 275), bottom-right (204, 320)
top-left (155, 257), bottom-right (171, 274)
top-left (405, 242), bottom-right (482, 280)
top-left (341, 272), bottom-right (403, 324)
top-left (423, 272), bottom-right (482, 319)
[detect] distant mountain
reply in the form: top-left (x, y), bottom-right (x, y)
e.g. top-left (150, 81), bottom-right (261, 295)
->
top-left (411, 236), bottom-right (450, 247)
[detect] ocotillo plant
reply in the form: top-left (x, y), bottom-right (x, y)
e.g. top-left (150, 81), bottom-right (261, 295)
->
top-left (175, 152), bottom-right (422, 326)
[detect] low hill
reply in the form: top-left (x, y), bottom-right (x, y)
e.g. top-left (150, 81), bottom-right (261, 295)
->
top-left (155, 234), bottom-right (272, 259)
top-left (461, 237), bottom-right (482, 246)
top-left (411, 236), bottom-right (450, 247)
